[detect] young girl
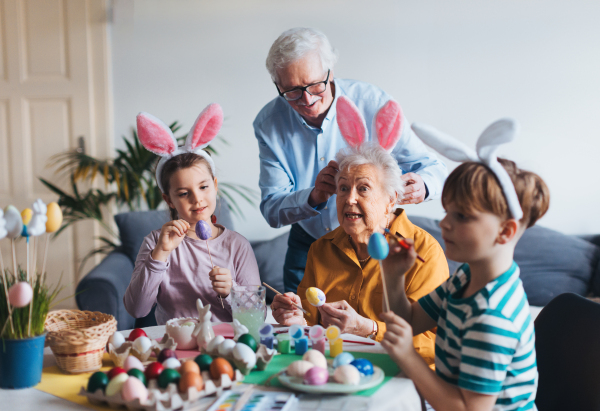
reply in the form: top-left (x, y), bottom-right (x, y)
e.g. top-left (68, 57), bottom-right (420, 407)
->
top-left (379, 119), bottom-right (550, 411)
top-left (123, 104), bottom-right (260, 325)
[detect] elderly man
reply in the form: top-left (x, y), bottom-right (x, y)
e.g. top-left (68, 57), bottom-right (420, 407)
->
top-left (254, 27), bottom-right (447, 293)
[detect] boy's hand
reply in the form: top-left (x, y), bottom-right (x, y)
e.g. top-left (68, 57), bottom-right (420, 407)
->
top-left (380, 311), bottom-right (419, 368)
top-left (318, 301), bottom-right (372, 336)
top-left (209, 266), bottom-right (232, 297)
top-left (152, 219), bottom-right (190, 261)
top-left (381, 236), bottom-right (417, 287)
top-left (271, 293), bottom-right (305, 326)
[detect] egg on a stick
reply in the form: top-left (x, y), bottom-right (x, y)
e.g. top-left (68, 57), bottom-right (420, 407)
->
top-left (195, 220), bottom-right (223, 308)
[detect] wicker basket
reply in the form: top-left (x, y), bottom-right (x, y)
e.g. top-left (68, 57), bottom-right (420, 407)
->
top-left (45, 310), bottom-right (117, 374)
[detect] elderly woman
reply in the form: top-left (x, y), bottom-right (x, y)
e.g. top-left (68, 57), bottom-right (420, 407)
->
top-left (271, 142), bottom-right (449, 367)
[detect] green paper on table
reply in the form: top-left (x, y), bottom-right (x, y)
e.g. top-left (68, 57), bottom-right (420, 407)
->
top-left (243, 351), bottom-right (400, 396)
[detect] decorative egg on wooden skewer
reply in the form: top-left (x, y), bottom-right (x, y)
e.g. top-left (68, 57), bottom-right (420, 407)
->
top-left (8, 281), bottom-right (33, 307)
top-left (306, 287), bottom-right (326, 307)
top-left (195, 219), bottom-right (212, 240)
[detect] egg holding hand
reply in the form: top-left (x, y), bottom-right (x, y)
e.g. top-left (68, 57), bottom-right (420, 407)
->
top-left (306, 287), bottom-right (326, 307)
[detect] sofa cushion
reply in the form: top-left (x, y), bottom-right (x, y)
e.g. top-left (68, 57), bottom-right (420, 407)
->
top-left (251, 231), bottom-right (289, 303)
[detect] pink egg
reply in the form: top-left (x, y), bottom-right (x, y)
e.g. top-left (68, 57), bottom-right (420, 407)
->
top-left (8, 282), bottom-right (33, 307)
top-left (303, 366), bottom-right (329, 385)
top-left (123, 355), bottom-right (145, 372)
top-left (121, 376), bottom-right (148, 403)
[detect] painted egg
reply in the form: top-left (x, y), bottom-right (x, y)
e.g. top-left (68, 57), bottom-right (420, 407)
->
top-left (302, 349), bottom-right (327, 369)
top-left (195, 220), bottom-right (211, 240)
top-left (259, 323), bottom-right (274, 337)
top-left (325, 325), bottom-right (340, 341)
top-left (217, 339), bottom-right (237, 357)
top-left (158, 368), bottom-right (181, 389)
top-left (0, 209), bottom-right (6, 240)
top-left (289, 324), bottom-right (304, 340)
top-left (350, 359), bottom-right (374, 376)
top-left (121, 376), bottom-right (148, 402)
top-left (179, 371), bottom-right (204, 393)
top-left (157, 348), bottom-right (178, 363)
top-left (108, 332), bottom-right (126, 350)
top-left (308, 325), bottom-right (325, 341)
top-left (194, 354), bottom-right (213, 371)
top-left (210, 357), bottom-right (234, 380)
top-left (236, 333), bottom-right (258, 352)
top-left (333, 364), bottom-right (360, 385)
top-left (107, 367), bottom-right (127, 380)
top-left (179, 360), bottom-right (200, 375)
top-left (286, 360), bottom-right (314, 378)
top-left (87, 371), bottom-right (109, 393)
top-left (332, 352), bottom-right (355, 368)
top-left (128, 328), bottom-right (147, 342)
top-left (132, 336), bottom-right (152, 354)
top-left (123, 356), bottom-right (144, 372)
top-left (45, 202), bottom-right (63, 233)
top-left (8, 282), bottom-right (33, 307)
top-left (368, 232), bottom-right (389, 260)
top-left (162, 357), bottom-right (181, 370)
top-left (127, 368), bottom-right (147, 386)
top-left (303, 367), bottom-right (329, 385)
top-left (145, 362), bottom-right (164, 380)
top-left (306, 287), bottom-right (326, 307)
top-left (20, 208), bottom-right (32, 226)
top-left (206, 335), bottom-right (225, 353)
top-left (105, 372), bottom-right (129, 396)
top-left (232, 343), bottom-right (256, 369)
top-left (4, 206), bottom-right (23, 239)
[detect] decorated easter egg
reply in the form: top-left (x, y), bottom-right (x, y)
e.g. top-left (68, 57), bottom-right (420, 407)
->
top-left (368, 232), bottom-right (389, 260)
top-left (194, 354), bottom-right (213, 372)
top-left (333, 364), bottom-right (360, 385)
top-left (105, 372), bottom-right (129, 396)
top-left (8, 282), bottom-right (33, 307)
top-left (179, 371), bottom-right (204, 393)
top-left (87, 371), bottom-right (109, 393)
top-left (325, 325), bottom-right (340, 341)
top-left (0, 209), bottom-right (6, 240)
top-left (20, 208), bottom-right (32, 226)
top-left (162, 357), bottom-right (181, 370)
top-left (195, 220), bottom-right (212, 240)
top-left (127, 368), bottom-right (147, 386)
top-left (286, 360), bottom-right (315, 378)
top-left (350, 359), bottom-right (374, 376)
top-left (145, 362), bottom-right (165, 380)
top-left (217, 339), bottom-right (237, 357)
top-left (308, 325), bottom-right (325, 341)
top-left (236, 333), bottom-right (258, 352)
top-left (303, 366), bottom-right (329, 385)
top-left (158, 368), bottom-right (181, 388)
top-left (121, 376), bottom-right (148, 402)
top-left (232, 342), bottom-right (256, 369)
top-left (179, 360), bottom-right (200, 375)
top-left (45, 202), bottom-right (63, 233)
top-left (4, 206), bottom-right (23, 239)
top-left (107, 367), bottom-right (127, 380)
top-left (332, 352), bottom-right (355, 368)
top-left (108, 332), bottom-right (126, 350)
top-left (157, 348), bottom-right (178, 363)
top-left (289, 324), bottom-right (304, 340)
top-left (306, 287), bottom-right (326, 307)
top-left (132, 336), bottom-right (152, 354)
top-left (206, 335), bottom-right (225, 353)
top-left (302, 349), bottom-right (327, 369)
top-left (123, 355), bottom-right (144, 372)
top-left (210, 357), bottom-right (234, 380)
top-left (128, 328), bottom-right (147, 342)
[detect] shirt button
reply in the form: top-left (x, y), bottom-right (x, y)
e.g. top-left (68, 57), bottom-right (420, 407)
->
top-left (350, 295), bottom-right (356, 300)
top-left (325, 227), bottom-right (330, 231)
top-left (320, 157), bottom-right (325, 161)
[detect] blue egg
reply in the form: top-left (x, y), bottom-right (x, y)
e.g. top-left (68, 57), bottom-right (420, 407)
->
top-left (368, 232), bottom-right (389, 260)
top-left (351, 358), bottom-right (374, 376)
top-left (333, 352), bottom-right (355, 368)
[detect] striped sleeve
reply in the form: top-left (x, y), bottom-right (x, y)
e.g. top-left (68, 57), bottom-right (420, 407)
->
top-left (458, 309), bottom-right (519, 394)
top-left (418, 280), bottom-right (447, 322)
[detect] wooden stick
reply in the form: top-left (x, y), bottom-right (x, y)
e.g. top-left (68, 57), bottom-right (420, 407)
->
top-left (41, 234), bottom-right (49, 284)
top-left (0, 248), bottom-right (15, 334)
top-left (32, 237), bottom-right (37, 278)
top-left (262, 281), bottom-right (310, 316)
top-left (205, 241), bottom-right (224, 309)
top-left (378, 261), bottom-right (391, 313)
top-left (26, 236), bottom-right (32, 336)
top-left (384, 228), bottom-right (426, 262)
top-left (233, 386), bottom-right (254, 411)
top-left (11, 240), bottom-right (17, 279)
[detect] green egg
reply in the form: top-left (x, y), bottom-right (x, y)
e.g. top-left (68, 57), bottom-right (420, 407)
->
top-left (194, 354), bottom-right (213, 371)
top-left (127, 368), bottom-right (147, 386)
top-left (158, 368), bottom-right (181, 389)
top-left (87, 371), bottom-right (109, 393)
top-left (237, 334), bottom-right (258, 352)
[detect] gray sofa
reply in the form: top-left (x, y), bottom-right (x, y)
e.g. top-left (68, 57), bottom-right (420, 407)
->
top-left (76, 207), bottom-right (600, 331)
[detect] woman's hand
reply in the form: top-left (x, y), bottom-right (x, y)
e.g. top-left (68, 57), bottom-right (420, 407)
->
top-left (152, 219), bottom-right (190, 261)
top-left (271, 293), bottom-right (305, 326)
top-left (318, 301), bottom-right (373, 337)
top-left (209, 266), bottom-right (232, 297)
top-left (379, 311), bottom-right (419, 368)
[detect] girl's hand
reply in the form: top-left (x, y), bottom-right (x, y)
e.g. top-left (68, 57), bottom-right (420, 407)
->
top-left (209, 266), bottom-right (232, 297)
top-left (318, 301), bottom-right (373, 336)
top-left (271, 293), bottom-right (305, 326)
top-left (379, 311), bottom-right (419, 368)
top-left (152, 219), bottom-right (190, 261)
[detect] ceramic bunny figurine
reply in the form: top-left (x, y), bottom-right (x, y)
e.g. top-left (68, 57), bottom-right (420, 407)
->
top-left (232, 319), bottom-right (248, 342)
top-left (194, 298), bottom-right (215, 351)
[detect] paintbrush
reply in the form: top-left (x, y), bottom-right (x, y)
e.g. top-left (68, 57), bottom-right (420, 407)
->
top-left (262, 282), bottom-right (310, 317)
top-left (384, 228), bottom-right (426, 262)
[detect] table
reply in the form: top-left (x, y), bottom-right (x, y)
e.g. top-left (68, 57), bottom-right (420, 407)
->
top-left (0, 324), bottom-right (422, 411)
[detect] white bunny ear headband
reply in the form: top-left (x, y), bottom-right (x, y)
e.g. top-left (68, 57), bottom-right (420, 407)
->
top-left (411, 119), bottom-right (523, 221)
top-left (136, 103), bottom-right (223, 193)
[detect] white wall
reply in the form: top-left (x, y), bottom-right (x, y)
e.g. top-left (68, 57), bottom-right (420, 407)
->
top-left (111, 0), bottom-right (600, 241)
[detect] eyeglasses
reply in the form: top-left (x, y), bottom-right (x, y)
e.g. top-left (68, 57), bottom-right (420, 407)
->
top-left (275, 70), bottom-right (330, 101)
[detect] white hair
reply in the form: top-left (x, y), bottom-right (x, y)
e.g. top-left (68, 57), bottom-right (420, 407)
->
top-left (335, 142), bottom-right (405, 202)
top-left (266, 27), bottom-right (339, 84)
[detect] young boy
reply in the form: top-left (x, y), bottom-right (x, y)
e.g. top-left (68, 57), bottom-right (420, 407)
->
top-left (380, 159), bottom-right (550, 411)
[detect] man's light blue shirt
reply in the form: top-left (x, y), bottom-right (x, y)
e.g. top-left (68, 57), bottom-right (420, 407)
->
top-left (253, 78), bottom-right (448, 241)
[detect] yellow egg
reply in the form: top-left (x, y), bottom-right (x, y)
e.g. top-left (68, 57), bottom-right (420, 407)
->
top-left (45, 202), bottom-right (63, 233)
top-left (21, 209), bottom-right (32, 226)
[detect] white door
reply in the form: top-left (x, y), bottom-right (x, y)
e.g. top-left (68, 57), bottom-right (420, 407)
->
top-left (0, 0), bottom-right (113, 308)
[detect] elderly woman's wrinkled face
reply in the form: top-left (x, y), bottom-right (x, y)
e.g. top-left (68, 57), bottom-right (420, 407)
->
top-left (336, 164), bottom-right (394, 241)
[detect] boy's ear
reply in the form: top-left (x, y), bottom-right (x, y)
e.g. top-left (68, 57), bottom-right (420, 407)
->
top-left (497, 219), bottom-right (519, 244)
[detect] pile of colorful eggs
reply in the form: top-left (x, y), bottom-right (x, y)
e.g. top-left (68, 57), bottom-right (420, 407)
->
top-left (286, 350), bottom-right (374, 386)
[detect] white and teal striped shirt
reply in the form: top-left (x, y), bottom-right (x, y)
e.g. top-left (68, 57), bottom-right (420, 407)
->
top-left (419, 262), bottom-right (538, 411)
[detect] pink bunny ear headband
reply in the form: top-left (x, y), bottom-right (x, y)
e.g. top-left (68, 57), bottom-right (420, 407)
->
top-left (136, 103), bottom-right (223, 193)
top-left (411, 119), bottom-right (523, 221)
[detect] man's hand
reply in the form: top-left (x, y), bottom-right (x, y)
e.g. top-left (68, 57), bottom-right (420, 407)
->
top-left (308, 160), bottom-right (339, 207)
top-left (398, 173), bottom-right (426, 205)
top-left (318, 300), bottom-right (372, 336)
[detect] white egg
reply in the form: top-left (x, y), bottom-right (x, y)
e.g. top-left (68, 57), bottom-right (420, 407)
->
top-left (132, 336), bottom-right (152, 354)
top-left (123, 355), bottom-right (144, 372)
top-left (286, 360), bottom-right (315, 378)
top-left (233, 343), bottom-right (256, 369)
top-left (217, 339), bottom-right (237, 357)
top-left (105, 373), bottom-right (129, 396)
top-left (302, 349), bottom-right (327, 369)
top-left (121, 376), bottom-right (148, 402)
top-left (162, 357), bottom-right (182, 370)
top-left (109, 332), bottom-right (126, 350)
top-left (207, 335), bottom-right (225, 353)
top-left (333, 364), bottom-right (360, 385)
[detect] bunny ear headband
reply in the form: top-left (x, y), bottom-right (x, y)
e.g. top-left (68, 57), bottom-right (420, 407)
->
top-left (411, 119), bottom-right (523, 221)
top-left (136, 103), bottom-right (223, 193)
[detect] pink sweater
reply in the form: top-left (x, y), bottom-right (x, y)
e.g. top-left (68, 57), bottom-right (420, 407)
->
top-left (124, 225), bottom-right (261, 325)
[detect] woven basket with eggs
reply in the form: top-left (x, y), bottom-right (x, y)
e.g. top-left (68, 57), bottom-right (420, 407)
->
top-left (45, 310), bottom-right (117, 374)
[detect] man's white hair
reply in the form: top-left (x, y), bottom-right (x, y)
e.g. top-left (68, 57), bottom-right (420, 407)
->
top-left (335, 142), bottom-right (405, 202)
top-left (266, 27), bottom-right (339, 84)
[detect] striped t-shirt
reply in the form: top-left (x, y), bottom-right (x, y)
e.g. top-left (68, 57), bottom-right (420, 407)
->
top-left (419, 262), bottom-right (538, 410)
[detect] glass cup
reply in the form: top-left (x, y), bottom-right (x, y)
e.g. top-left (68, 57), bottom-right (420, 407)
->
top-left (231, 285), bottom-right (267, 342)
